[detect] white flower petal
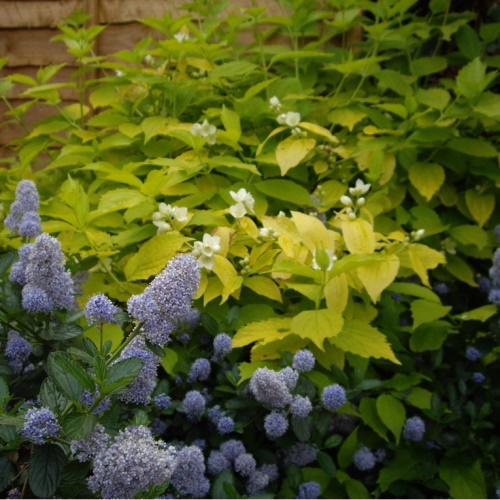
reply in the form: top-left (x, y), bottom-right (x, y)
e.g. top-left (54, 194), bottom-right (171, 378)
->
top-left (229, 202), bottom-right (247, 218)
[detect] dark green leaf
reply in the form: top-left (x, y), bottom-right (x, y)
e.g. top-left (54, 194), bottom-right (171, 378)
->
top-left (48, 351), bottom-right (94, 393)
top-left (0, 453), bottom-right (16, 491)
top-left (62, 413), bottom-right (97, 440)
top-left (0, 377), bottom-right (9, 411)
top-left (317, 451), bottom-right (337, 478)
top-left (50, 323), bottom-right (83, 340)
top-left (0, 252), bottom-right (16, 277)
top-left (292, 415), bottom-right (312, 442)
top-left (39, 378), bottom-right (70, 413)
top-left (211, 470), bottom-right (237, 499)
top-left (29, 444), bottom-right (66, 498)
top-left (287, 464), bottom-right (303, 490)
top-left (102, 357), bottom-right (143, 396)
top-left (324, 434), bottom-right (343, 448)
top-left (93, 356), bottom-right (108, 383)
top-left (132, 409), bottom-right (150, 426)
top-left (455, 25), bottom-right (482, 60)
top-left (82, 337), bottom-right (98, 356)
top-left (330, 364), bottom-right (350, 387)
top-left (145, 339), bottom-right (165, 358)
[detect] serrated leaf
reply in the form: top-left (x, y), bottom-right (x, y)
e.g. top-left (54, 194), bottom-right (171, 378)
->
top-left (446, 254), bottom-right (477, 287)
top-left (454, 304), bottom-right (497, 322)
top-left (290, 309), bottom-right (344, 349)
top-left (62, 413), bottom-right (97, 440)
top-left (47, 353), bottom-right (86, 402)
top-left (357, 257), bottom-right (399, 303)
top-left (232, 318), bottom-right (292, 348)
top-left (342, 219), bottom-right (376, 254)
top-left (124, 233), bottom-right (191, 281)
top-left (39, 378), bottom-right (70, 413)
top-left (439, 459), bottom-right (486, 499)
top-left (406, 243), bottom-right (446, 287)
top-left (29, 445), bottom-right (66, 498)
top-left (411, 299), bottom-right (451, 330)
top-left (376, 394), bottom-right (406, 444)
top-left (409, 162), bottom-right (445, 200)
top-left (276, 138), bottom-right (316, 175)
top-left (456, 58), bottom-right (486, 99)
top-left (331, 319), bottom-right (400, 364)
top-left (103, 357), bottom-right (144, 396)
top-left (465, 189), bottom-right (495, 227)
top-left (244, 275), bottom-right (282, 302)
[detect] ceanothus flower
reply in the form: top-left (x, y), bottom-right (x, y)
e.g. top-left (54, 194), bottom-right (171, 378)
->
top-left (217, 416), bottom-right (235, 435)
top-left (321, 384), bottom-right (346, 410)
top-left (249, 367), bottom-right (292, 408)
top-left (127, 254), bottom-right (200, 346)
top-left (5, 330), bottom-right (31, 374)
top-left (279, 367), bottom-right (299, 391)
top-left (70, 424), bottom-right (110, 462)
top-left (259, 463), bottom-right (279, 482)
top-left (22, 407), bottom-right (60, 444)
top-left (207, 450), bottom-right (231, 476)
top-left (247, 470), bottom-right (270, 496)
top-left (182, 390), bottom-right (206, 419)
top-left (18, 211), bottom-right (42, 239)
top-left (188, 358), bottom-right (211, 383)
top-left (154, 393), bottom-right (172, 411)
top-left (220, 439), bottom-right (246, 461)
top-left (170, 445), bottom-right (210, 498)
top-left (87, 426), bottom-right (177, 499)
top-left (85, 294), bottom-right (122, 325)
top-left (234, 453), bottom-right (257, 477)
top-left (353, 447), bottom-right (376, 471)
top-left (297, 481), bottom-right (321, 499)
top-left (292, 349), bottom-right (315, 372)
top-left (472, 372), bottom-right (486, 384)
top-left (9, 243), bottom-right (33, 286)
top-left (213, 333), bottom-right (232, 361)
top-left (117, 336), bottom-right (159, 405)
top-left (282, 443), bottom-right (317, 467)
top-left (465, 347), bottom-right (481, 361)
top-left (290, 395), bottom-right (312, 419)
top-left (264, 411), bottom-right (289, 439)
top-left (403, 416), bottom-right (425, 442)
top-left (4, 180), bottom-right (40, 236)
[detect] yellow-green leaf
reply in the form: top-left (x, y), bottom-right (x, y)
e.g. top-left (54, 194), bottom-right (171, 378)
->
top-left (342, 219), bottom-right (376, 254)
top-left (290, 309), bottom-right (344, 349)
top-left (328, 106), bottom-right (367, 131)
top-left (406, 243), bottom-right (446, 287)
top-left (439, 459), bottom-right (486, 499)
top-left (298, 122), bottom-right (338, 143)
top-left (251, 334), bottom-right (307, 361)
top-left (221, 105), bottom-right (241, 142)
top-left (409, 162), bottom-right (445, 201)
top-left (232, 317), bottom-right (292, 349)
top-left (291, 211), bottom-right (339, 253)
top-left (331, 319), bottom-right (400, 364)
top-left (357, 257), bottom-right (400, 303)
top-left (141, 116), bottom-right (168, 144)
top-left (446, 254), bottom-right (477, 287)
top-left (160, 347), bottom-right (178, 375)
top-left (411, 299), bottom-right (452, 330)
top-left (276, 137), bottom-right (316, 175)
top-left (465, 189), bottom-right (495, 227)
top-left (406, 387), bottom-right (432, 410)
top-left (454, 304), bottom-right (497, 322)
top-left (124, 233), bottom-right (191, 281)
top-left (376, 394), bottom-right (406, 444)
top-left (98, 189), bottom-right (149, 214)
top-left (324, 274), bottom-right (349, 313)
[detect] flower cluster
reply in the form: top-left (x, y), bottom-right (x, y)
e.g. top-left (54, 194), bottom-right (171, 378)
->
top-left (340, 178), bottom-right (371, 220)
top-left (353, 446), bottom-right (376, 471)
top-left (193, 233), bottom-right (221, 270)
top-left (4, 180), bottom-right (41, 238)
top-left (22, 407), bottom-right (60, 444)
top-left (188, 358), bottom-right (211, 383)
top-left (87, 426), bottom-right (177, 499)
top-left (403, 416), bottom-right (426, 442)
top-left (297, 481), bottom-right (321, 499)
top-left (152, 202), bottom-right (189, 234)
top-left (191, 119), bottom-right (217, 144)
top-left (11, 234), bottom-right (76, 313)
top-left (127, 254), bottom-right (200, 345)
top-left (212, 332), bottom-right (232, 361)
top-left (170, 445), bottom-right (210, 498)
top-left (70, 424), bottom-right (110, 462)
top-left (229, 188), bottom-right (255, 219)
top-left (321, 384), bottom-right (347, 410)
top-left (85, 294), bottom-right (122, 325)
top-left (5, 330), bottom-right (31, 374)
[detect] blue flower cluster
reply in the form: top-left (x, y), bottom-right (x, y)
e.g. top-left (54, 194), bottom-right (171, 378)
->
top-left (212, 332), bottom-right (232, 361)
top-left (154, 393), bottom-right (172, 411)
top-left (297, 481), bottom-right (321, 499)
top-left (282, 442), bottom-right (318, 467)
top-left (182, 390), bottom-right (206, 419)
top-left (117, 335), bottom-right (159, 405)
top-left (70, 424), bottom-right (110, 462)
top-left (403, 416), bottom-right (426, 442)
top-left (353, 446), bottom-right (376, 471)
top-left (22, 407), bottom-right (60, 444)
top-left (5, 330), bottom-right (31, 374)
top-left (88, 425), bottom-right (177, 499)
top-left (321, 384), bottom-right (347, 410)
top-left (292, 349), bottom-right (315, 372)
top-left (465, 346), bottom-right (481, 361)
top-left (249, 367), bottom-right (293, 408)
top-left (4, 180), bottom-right (41, 238)
top-left (170, 445), bottom-right (210, 498)
top-left (10, 234), bottom-right (75, 313)
top-left (85, 294), bottom-right (122, 325)
top-left (127, 254), bottom-right (200, 346)
top-left (188, 357), bottom-right (211, 382)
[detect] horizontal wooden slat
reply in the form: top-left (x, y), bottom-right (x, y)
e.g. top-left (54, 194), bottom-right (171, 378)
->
top-left (0, 0), bottom-right (287, 28)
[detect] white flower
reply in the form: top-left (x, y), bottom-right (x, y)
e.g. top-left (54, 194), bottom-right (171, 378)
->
top-left (277, 113), bottom-right (287, 125)
top-left (259, 227), bottom-right (277, 238)
top-left (115, 70), bottom-right (124, 77)
top-left (340, 195), bottom-right (353, 206)
top-left (172, 206), bottom-right (188, 222)
top-left (193, 233), bottom-right (221, 270)
top-left (291, 127), bottom-right (302, 136)
top-left (312, 249), bottom-right (337, 271)
top-left (230, 188), bottom-right (255, 213)
top-left (269, 96), bottom-right (282, 112)
top-left (349, 179), bottom-right (371, 197)
top-left (174, 31), bottom-right (190, 42)
top-left (191, 119), bottom-right (217, 144)
top-left (284, 111), bottom-right (301, 127)
top-left (356, 197), bottom-right (366, 207)
top-left (144, 54), bottom-right (154, 65)
top-left (229, 202), bottom-right (247, 218)
top-left (153, 220), bottom-right (172, 234)
top-left (412, 229), bottom-right (425, 241)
